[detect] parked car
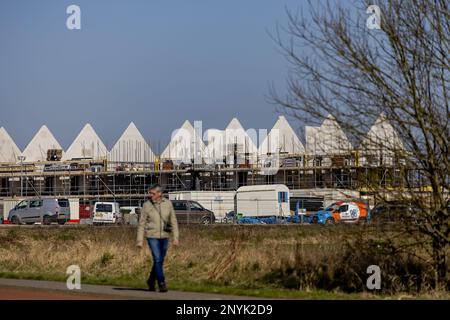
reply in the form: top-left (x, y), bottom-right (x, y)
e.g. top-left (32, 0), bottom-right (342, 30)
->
top-left (171, 200), bottom-right (215, 224)
top-left (371, 201), bottom-right (421, 224)
top-left (307, 200), bottom-right (370, 224)
top-left (92, 202), bottom-right (122, 225)
top-left (8, 198), bottom-right (70, 225)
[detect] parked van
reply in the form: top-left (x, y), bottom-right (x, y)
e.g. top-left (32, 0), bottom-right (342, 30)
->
top-left (336, 201), bottom-right (370, 222)
top-left (8, 198), bottom-right (70, 225)
top-left (308, 200), bottom-right (370, 224)
top-left (236, 184), bottom-right (290, 218)
top-left (92, 202), bottom-right (122, 225)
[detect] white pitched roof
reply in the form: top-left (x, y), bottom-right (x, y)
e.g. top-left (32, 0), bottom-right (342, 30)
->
top-left (161, 120), bottom-right (207, 161)
top-left (22, 125), bottom-right (64, 162)
top-left (0, 127), bottom-right (21, 163)
top-left (63, 124), bottom-right (107, 160)
top-left (360, 114), bottom-right (405, 152)
top-left (204, 119), bottom-right (258, 162)
top-left (305, 115), bottom-right (352, 155)
top-left (205, 118), bottom-right (258, 161)
top-left (108, 122), bottom-right (154, 163)
top-left (223, 118), bottom-right (258, 155)
top-left (259, 116), bottom-right (304, 155)
top-left (204, 129), bottom-right (225, 161)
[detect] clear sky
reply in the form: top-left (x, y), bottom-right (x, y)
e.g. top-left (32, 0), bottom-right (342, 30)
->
top-left (0, 0), bottom-right (304, 153)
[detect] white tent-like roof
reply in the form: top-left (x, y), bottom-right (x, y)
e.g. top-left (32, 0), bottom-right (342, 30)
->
top-left (204, 128), bottom-right (225, 162)
top-left (359, 114), bottom-right (405, 166)
top-left (0, 127), bottom-right (21, 163)
top-left (160, 120), bottom-right (207, 162)
top-left (360, 114), bottom-right (405, 152)
top-left (204, 118), bottom-right (258, 164)
top-left (22, 125), bottom-right (64, 162)
top-left (305, 115), bottom-right (352, 155)
top-left (108, 122), bottom-right (154, 164)
top-left (224, 118), bottom-right (258, 155)
top-left (63, 124), bottom-right (108, 160)
top-left (259, 116), bottom-right (305, 156)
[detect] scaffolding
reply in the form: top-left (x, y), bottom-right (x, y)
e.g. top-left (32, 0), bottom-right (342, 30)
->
top-left (0, 149), bottom-right (424, 208)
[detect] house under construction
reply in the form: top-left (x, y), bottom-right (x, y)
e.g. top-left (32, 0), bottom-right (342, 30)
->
top-left (0, 116), bottom-right (424, 208)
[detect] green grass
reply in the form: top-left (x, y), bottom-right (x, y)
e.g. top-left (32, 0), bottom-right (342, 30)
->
top-left (0, 225), bottom-right (448, 299)
top-left (1, 271), bottom-right (448, 300)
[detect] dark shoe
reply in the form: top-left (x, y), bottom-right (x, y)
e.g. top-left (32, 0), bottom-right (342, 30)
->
top-left (158, 282), bottom-right (168, 293)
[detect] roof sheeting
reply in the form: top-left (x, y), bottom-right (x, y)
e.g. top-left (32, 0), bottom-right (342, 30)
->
top-left (0, 127), bottom-right (21, 163)
top-left (161, 120), bottom-right (207, 162)
top-left (204, 129), bottom-right (225, 161)
top-left (259, 116), bottom-right (304, 156)
top-left (108, 122), bottom-right (154, 163)
top-left (63, 124), bottom-right (107, 160)
top-left (360, 114), bottom-right (405, 152)
top-left (305, 115), bottom-right (352, 155)
top-left (204, 118), bottom-right (258, 162)
top-left (22, 125), bottom-right (64, 162)
top-left (223, 118), bottom-right (258, 156)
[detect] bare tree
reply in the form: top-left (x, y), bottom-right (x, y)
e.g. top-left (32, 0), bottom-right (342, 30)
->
top-left (271, 0), bottom-right (449, 288)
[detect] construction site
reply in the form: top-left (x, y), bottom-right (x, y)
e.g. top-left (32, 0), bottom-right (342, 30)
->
top-left (0, 114), bottom-right (422, 220)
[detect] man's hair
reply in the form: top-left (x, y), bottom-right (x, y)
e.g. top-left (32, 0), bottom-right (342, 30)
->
top-left (148, 183), bottom-right (163, 193)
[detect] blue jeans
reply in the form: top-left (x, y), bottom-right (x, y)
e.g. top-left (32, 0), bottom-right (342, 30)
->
top-left (147, 238), bottom-right (169, 285)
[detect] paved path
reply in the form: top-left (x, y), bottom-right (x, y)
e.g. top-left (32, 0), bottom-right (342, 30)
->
top-left (0, 278), bottom-right (268, 300)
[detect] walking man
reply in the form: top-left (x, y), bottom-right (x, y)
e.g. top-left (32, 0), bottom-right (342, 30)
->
top-left (137, 183), bottom-right (179, 292)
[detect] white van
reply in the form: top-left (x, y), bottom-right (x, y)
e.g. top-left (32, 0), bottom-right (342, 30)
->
top-left (92, 202), bottom-right (122, 225)
top-left (236, 184), bottom-right (290, 217)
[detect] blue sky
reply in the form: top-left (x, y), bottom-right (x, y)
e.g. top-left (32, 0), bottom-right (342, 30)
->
top-left (0, 0), bottom-right (304, 152)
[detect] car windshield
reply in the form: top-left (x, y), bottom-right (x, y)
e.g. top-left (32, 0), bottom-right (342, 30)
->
top-left (96, 204), bottom-right (113, 212)
top-left (173, 202), bottom-right (187, 210)
top-left (190, 202), bottom-right (204, 210)
top-left (17, 201), bottom-right (28, 209)
top-left (325, 203), bottom-right (338, 211)
top-left (57, 199), bottom-right (69, 207)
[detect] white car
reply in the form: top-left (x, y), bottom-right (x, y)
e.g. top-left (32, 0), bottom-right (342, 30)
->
top-left (92, 202), bottom-right (122, 225)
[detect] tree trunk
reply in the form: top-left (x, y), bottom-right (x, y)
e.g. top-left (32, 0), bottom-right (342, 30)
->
top-left (432, 239), bottom-right (448, 290)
